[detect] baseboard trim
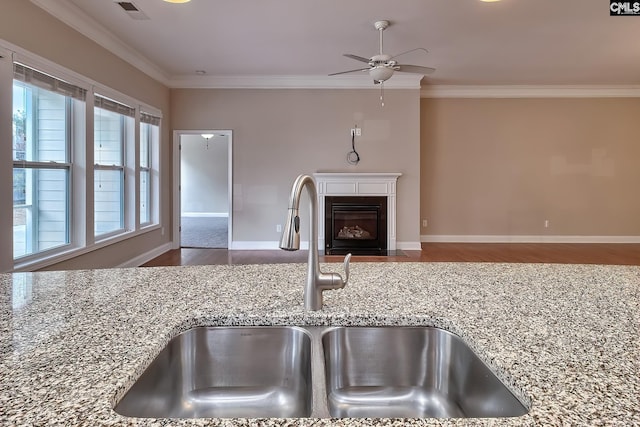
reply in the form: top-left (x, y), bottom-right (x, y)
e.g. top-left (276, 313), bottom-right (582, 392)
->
top-left (396, 242), bottom-right (423, 250)
top-left (120, 242), bottom-right (173, 267)
top-left (421, 235), bottom-right (640, 244)
top-left (231, 241), bottom-right (310, 250)
top-left (182, 212), bottom-right (229, 218)
top-left (230, 241), bottom-right (421, 250)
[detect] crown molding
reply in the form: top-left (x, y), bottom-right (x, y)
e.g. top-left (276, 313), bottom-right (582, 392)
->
top-left (30, 0), bottom-right (170, 84)
top-left (29, 0), bottom-right (421, 90)
top-left (29, 0), bottom-right (640, 94)
top-left (421, 85), bottom-right (640, 98)
top-left (167, 74), bottom-right (423, 89)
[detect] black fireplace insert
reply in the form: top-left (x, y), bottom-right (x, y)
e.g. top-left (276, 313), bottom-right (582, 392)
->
top-left (325, 196), bottom-right (387, 255)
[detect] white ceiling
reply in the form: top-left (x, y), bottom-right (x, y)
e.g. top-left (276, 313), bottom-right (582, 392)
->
top-left (32, 0), bottom-right (640, 88)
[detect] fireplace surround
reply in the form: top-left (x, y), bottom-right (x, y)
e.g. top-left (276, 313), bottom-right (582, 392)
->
top-left (314, 172), bottom-right (401, 253)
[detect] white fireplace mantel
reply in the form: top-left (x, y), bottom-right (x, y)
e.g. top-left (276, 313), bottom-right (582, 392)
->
top-left (313, 172), bottom-right (402, 251)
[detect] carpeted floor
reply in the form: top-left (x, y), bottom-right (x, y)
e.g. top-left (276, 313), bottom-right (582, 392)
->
top-left (181, 216), bottom-right (228, 248)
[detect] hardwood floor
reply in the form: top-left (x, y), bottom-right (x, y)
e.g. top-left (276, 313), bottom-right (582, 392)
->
top-left (142, 243), bottom-right (640, 267)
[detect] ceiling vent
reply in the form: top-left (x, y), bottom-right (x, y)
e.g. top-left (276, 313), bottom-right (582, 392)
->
top-left (115, 1), bottom-right (149, 20)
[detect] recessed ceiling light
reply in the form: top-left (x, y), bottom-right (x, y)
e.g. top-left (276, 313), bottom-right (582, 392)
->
top-left (480, 0), bottom-right (502, 2)
top-left (195, 70), bottom-right (207, 75)
top-left (163, 0), bottom-right (191, 3)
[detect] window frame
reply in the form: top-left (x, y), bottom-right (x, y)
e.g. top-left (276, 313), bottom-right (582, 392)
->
top-left (139, 112), bottom-right (161, 228)
top-left (139, 122), bottom-right (152, 226)
top-left (11, 74), bottom-right (75, 261)
top-left (93, 102), bottom-right (128, 239)
top-left (2, 42), bottom-right (163, 272)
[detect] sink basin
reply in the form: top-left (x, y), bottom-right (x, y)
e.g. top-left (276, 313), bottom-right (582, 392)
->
top-left (322, 326), bottom-right (528, 418)
top-left (114, 326), bottom-right (312, 418)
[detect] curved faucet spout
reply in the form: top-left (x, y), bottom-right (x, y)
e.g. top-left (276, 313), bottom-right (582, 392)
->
top-left (279, 174), bottom-right (351, 310)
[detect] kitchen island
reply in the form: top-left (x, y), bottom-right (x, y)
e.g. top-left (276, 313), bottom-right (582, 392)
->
top-left (1, 262), bottom-right (638, 426)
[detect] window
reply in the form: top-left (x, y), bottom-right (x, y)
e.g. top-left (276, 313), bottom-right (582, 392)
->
top-left (139, 113), bottom-right (160, 226)
top-left (3, 45), bottom-right (162, 270)
top-left (94, 96), bottom-right (134, 237)
top-left (12, 64), bottom-right (86, 259)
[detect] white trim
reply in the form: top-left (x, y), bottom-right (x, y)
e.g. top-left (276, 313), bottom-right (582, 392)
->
top-left (181, 212), bottom-right (229, 218)
top-left (421, 235), bottom-right (640, 244)
top-left (173, 130), bottom-right (233, 250)
top-left (396, 241), bottom-right (423, 251)
top-left (168, 74), bottom-right (423, 89)
top-left (26, 0), bottom-right (423, 89)
top-left (29, 0), bottom-right (169, 84)
top-left (19, 3), bottom-right (640, 94)
top-left (118, 242), bottom-right (172, 268)
top-left (314, 172), bottom-right (402, 251)
top-left (12, 225), bottom-right (161, 272)
top-left (0, 46), bottom-right (13, 273)
top-left (229, 241), bottom-right (423, 251)
top-left (420, 85), bottom-right (640, 98)
top-left (231, 241), bottom-right (310, 250)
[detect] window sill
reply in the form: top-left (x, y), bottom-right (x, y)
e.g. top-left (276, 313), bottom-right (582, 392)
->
top-left (13, 224), bottom-right (161, 272)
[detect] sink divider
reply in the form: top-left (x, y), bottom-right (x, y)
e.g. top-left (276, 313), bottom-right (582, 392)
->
top-left (306, 326), bottom-right (332, 418)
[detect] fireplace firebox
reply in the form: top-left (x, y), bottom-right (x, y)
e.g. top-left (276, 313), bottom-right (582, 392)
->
top-left (325, 196), bottom-right (387, 255)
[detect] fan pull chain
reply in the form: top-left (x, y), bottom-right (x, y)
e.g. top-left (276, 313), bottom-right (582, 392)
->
top-left (380, 82), bottom-right (385, 107)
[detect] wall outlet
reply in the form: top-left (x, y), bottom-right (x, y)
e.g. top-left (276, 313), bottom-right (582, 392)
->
top-left (544, 220), bottom-right (549, 228)
top-left (351, 128), bottom-right (362, 137)
top-left (276, 224), bottom-right (282, 233)
top-left (422, 219), bottom-right (428, 228)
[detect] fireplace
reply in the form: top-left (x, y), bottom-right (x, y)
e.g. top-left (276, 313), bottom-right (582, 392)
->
top-left (314, 172), bottom-right (401, 252)
top-left (325, 196), bottom-right (387, 255)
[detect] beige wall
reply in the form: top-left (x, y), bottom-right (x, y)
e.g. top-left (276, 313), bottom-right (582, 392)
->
top-left (1, 1), bottom-right (172, 270)
top-left (171, 88), bottom-right (422, 246)
top-left (420, 97), bottom-right (640, 238)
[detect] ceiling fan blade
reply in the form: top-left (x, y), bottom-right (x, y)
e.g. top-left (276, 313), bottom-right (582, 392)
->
top-left (390, 47), bottom-right (428, 60)
top-left (396, 64), bottom-right (436, 75)
top-left (343, 54), bottom-right (371, 63)
top-left (328, 68), bottom-right (370, 76)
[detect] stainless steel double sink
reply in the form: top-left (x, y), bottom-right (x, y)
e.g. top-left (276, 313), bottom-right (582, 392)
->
top-left (114, 326), bottom-right (528, 419)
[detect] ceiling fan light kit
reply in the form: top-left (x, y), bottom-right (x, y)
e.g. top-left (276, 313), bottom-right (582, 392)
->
top-left (369, 65), bottom-right (394, 82)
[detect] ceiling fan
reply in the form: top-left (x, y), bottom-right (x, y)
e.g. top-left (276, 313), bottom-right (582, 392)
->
top-left (329, 20), bottom-right (436, 84)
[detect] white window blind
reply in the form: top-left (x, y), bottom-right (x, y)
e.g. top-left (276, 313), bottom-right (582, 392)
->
top-left (140, 111), bottom-right (161, 126)
top-left (94, 95), bottom-right (135, 117)
top-left (13, 63), bottom-right (86, 101)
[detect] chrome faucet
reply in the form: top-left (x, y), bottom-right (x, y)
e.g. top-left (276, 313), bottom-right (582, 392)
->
top-left (279, 174), bottom-right (351, 310)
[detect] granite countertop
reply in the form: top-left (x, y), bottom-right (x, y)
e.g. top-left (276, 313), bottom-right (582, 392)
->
top-left (1, 262), bottom-right (638, 426)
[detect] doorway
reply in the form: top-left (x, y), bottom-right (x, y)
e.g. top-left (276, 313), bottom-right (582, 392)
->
top-left (173, 130), bottom-right (232, 249)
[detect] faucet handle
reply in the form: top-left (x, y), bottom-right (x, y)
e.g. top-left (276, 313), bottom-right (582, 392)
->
top-left (342, 253), bottom-right (352, 285)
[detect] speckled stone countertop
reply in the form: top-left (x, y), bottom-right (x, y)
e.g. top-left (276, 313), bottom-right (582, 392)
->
top-left (1, 262), bottom-right (638, 426)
